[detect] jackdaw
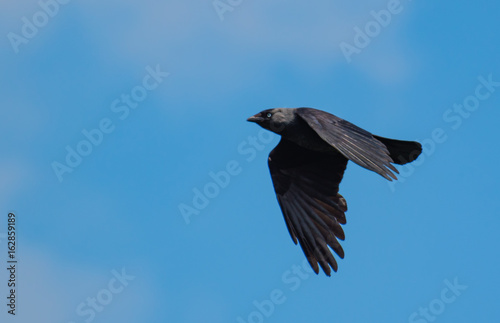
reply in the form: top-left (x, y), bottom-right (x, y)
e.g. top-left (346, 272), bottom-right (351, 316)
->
top-left (247, 107), bottom-right (422, 276)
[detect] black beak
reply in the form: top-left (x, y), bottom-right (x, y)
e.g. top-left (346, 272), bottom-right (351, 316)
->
top-left (247, 115), bottom-right (264, 123)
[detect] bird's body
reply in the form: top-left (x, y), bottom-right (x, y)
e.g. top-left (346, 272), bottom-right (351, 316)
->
top-left (280, 115), bottom-right (336, 153)
top-left (247, 107), bottom-right (422, 276)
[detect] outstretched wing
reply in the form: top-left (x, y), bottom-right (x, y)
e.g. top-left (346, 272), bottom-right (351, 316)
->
top-left (296, 108), bottom-right (399, 181)
top-left (268, 138), bottom-right (349, 276)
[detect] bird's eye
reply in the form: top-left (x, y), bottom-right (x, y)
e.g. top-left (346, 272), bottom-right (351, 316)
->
top-left (266, 112), bottom-right (272, 118)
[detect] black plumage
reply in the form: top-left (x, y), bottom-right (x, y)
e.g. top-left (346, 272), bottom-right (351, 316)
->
top-left (247, 107), bottom-right (422, 276)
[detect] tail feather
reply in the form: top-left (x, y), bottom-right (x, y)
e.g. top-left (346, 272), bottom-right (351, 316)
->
top-left (373, 135), bottom-right (422, 165)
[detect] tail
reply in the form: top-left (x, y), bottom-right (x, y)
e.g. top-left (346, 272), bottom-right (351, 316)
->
top-left (373, 135), bottom-right (422, 165)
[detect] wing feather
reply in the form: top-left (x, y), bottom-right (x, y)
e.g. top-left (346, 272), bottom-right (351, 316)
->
top-left (296, 108), bottom-right (399, 180)
top-left (268, 138), bottom-right (348, 276)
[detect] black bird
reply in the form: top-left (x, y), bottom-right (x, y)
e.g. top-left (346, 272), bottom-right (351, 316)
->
top-left (247, 107), bottom-right (422, 276)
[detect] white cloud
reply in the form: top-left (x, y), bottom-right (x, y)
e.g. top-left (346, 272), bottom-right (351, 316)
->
top-left (0, 248), bottom-right (75, 323)
top-left (0, 159), bottom-right (33, 208)
top-left (72, 0), bottom-right (414, 71)
top-left (0, 246), bottom-right (156, 323)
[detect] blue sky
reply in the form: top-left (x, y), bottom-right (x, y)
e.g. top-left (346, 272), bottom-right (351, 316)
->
top-left (1, 1), bottom-right (499, 322)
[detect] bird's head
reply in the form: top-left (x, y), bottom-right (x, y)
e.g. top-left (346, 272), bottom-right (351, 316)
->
top-left (246, 108), bottom-right (293, 134)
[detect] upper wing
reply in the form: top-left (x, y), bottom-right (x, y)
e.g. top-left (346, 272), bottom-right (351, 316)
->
top-left (268, 138), bottom-right (349, 276)
top-left (296, 108), bottom-right (399, 181)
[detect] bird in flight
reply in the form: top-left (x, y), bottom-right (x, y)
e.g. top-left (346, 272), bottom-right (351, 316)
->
top-left (247, 107), bottom-right (422, 276)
